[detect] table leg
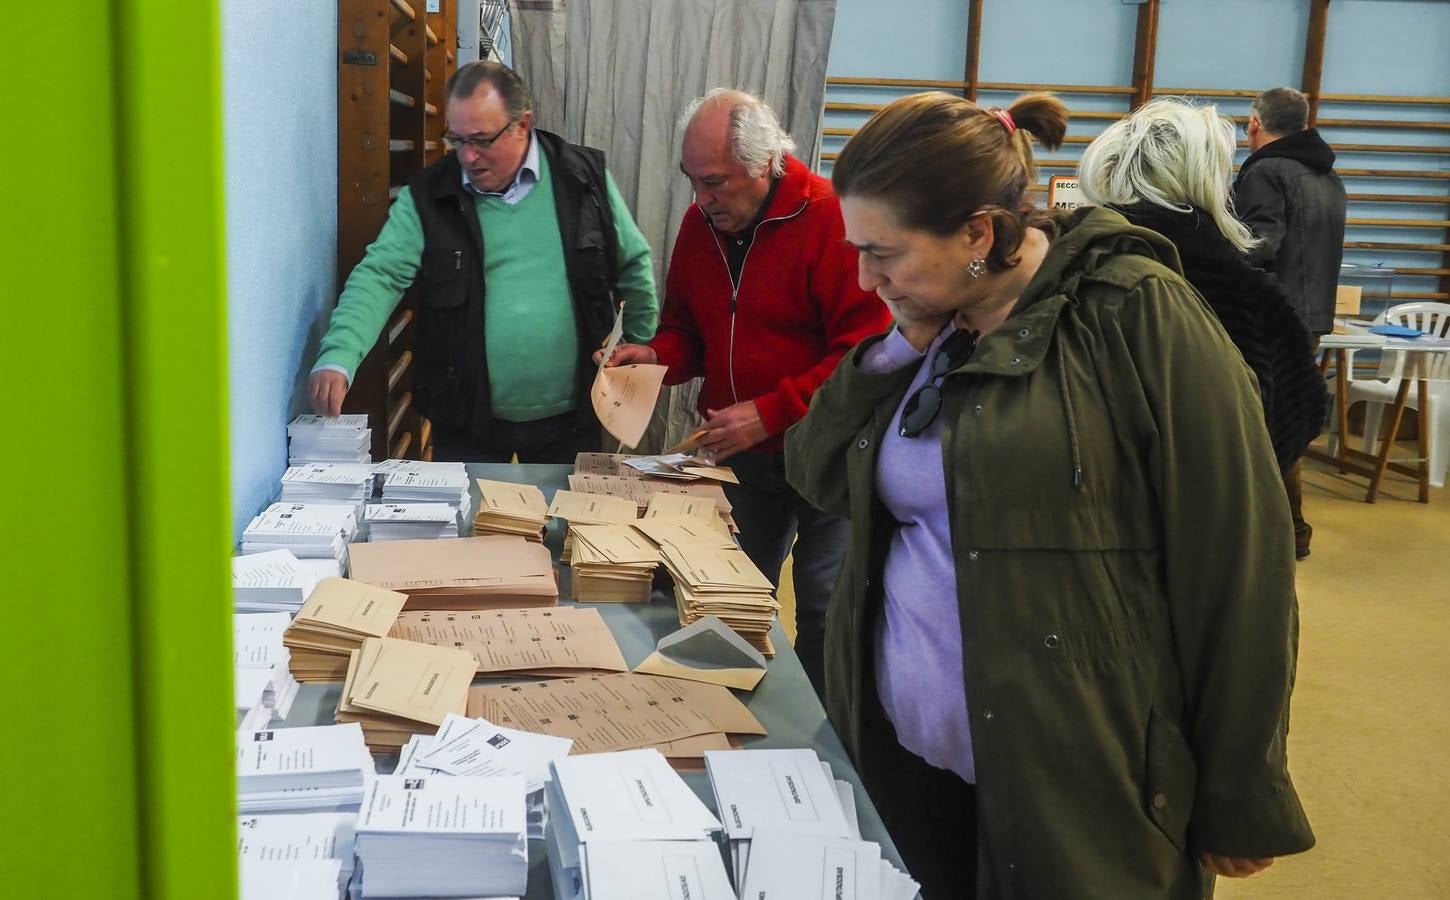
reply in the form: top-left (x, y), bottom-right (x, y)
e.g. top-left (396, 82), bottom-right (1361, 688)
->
top-left (1335, 350), bottom-right (1351, 473)
top-left (1367, 376), bottom-right (1413, 504)
top-left (1417, 378), bottom-right (1430, 504)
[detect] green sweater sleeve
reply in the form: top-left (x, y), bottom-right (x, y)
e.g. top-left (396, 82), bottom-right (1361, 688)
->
top-left (313, 186), bottom-right (426, 381)
top-left (605, 171), bottom-right (659, 343)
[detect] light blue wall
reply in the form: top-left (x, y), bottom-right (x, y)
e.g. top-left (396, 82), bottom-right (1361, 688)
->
top-left (823, 0), bottom-right (1450, 314)
top-left (223, 2), bottom-right (338, 540)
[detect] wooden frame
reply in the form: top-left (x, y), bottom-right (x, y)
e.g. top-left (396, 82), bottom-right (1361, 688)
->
top-left (337, 0), bottom-right (456, 461)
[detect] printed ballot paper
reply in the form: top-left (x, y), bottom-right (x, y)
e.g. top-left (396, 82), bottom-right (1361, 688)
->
top-left (240, 858), bottom-right (345, 900)
top-left (354, 775), bottom-right (528, 899)
top-left (394, 713), bottom-right (572, 841)
top-left (236, 812), bottom-right (356, 886)
top-left (737, 827), bottom-right (920, 900)
top-left (591, 304), bottom-right (667, 449)
top-left (467, 672), bottom-right (765, 757)
top-left (347, 535), bottom-right (557, 610)
top-left (237, 723), bottom-right (373, 814)
top-left (335, 637), bottom-right (475, 751)
top-left (390, 607), bottom-right (628, 677)
top-left (579, 840), bottom-right (736, 900)
top-left (233, 549), bottom-right (319, 613)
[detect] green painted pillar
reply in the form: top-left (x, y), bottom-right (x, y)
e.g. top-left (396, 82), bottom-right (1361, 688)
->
top-left (1, 2), bottom-right (236, 898)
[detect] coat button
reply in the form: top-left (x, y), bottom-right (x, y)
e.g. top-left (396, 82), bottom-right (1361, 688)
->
top-left (967, 550), bottom-right (979, 561)
top-left (983, 710), bottom-right (994, 721)
top-left (1043, 634), bottom-right (1060, 649)
top-left (856, 438), bottom-right (870, 450)
top-left (974, 404), bottom-right (983, 415)
top-left (1017, 328), bottom-right (1031, 338)
top-left (1009, 356), bottom-right (1021, 365)
top-left (1152, 793), bottom-right (1168, 810)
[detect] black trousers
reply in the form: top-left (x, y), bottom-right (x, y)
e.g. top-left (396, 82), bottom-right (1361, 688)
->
top-left (431, 412), bottom-right (599, 464)
top-left (860, 702), bottom-right (980, 899)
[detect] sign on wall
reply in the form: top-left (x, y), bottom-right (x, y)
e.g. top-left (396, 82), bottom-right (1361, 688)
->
top-left (1047, 175), bottom-right (1087, 210)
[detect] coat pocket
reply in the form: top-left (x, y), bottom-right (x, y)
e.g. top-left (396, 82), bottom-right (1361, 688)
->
top-left (419, 248), bottom-right (468, 309)
top-left (1144, 707), bottom-right (1198, 854)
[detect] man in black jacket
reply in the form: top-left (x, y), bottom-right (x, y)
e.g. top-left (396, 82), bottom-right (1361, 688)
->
top-left (1235, 86), bottom-right (1346, 560)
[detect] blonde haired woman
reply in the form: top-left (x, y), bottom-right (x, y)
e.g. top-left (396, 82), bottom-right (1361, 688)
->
top-left (1079, 97), bottom-right (1327, 487)
top-left (786, 91), bottom-right (1314, 898)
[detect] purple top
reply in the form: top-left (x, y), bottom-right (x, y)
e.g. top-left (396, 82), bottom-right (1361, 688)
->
top-left (860, 325), bottom-right (975, 783)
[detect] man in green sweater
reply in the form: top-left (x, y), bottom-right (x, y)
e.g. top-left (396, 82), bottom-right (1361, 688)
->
top-left (309, 61), bottom-right (658, 463)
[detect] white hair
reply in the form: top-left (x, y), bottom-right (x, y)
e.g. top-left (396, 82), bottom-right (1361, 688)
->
top-left (681, 88), bottom-right (797, 179)
top-left (1078, 97), bottom-right (1260, 254)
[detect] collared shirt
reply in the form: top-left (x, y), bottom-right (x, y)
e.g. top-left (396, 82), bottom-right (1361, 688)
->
top-left (460, 131), bottom-right (540, 206)
top-left (720, 177), bottom-right (782, 285)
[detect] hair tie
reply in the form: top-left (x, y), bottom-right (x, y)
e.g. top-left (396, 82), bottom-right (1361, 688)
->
top-left (990, 108), bottom-right (1017, 136)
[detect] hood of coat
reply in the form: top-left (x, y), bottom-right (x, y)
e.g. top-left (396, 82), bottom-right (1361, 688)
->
top-left (1108, 201), bottom-right (1269, 296)
top-left (966, 206), bottom-right (1184, 375)
top-left (1240, 127), bottom-right (1337, 177)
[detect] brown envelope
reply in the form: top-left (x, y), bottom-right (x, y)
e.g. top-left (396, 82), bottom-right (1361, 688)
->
top-left (341, 636), bottom-right (473, 726)
top-left (289, 577), bottom-right (407, 642)
top-left (346, 535), bottom-right (558, 609)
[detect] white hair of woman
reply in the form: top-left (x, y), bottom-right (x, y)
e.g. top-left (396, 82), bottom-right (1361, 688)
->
top-left (681, 88), bottom-right (798, 179)
top-left (1078, 97), bottom-right (1260, 253)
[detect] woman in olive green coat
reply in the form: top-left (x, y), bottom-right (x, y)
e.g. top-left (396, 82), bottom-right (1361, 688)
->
top-left (785, 92), bottom-right (1313, 899)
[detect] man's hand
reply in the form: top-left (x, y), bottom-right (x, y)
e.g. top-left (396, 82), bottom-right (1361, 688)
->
top-left (1200, 853), bottom-right (1275, 878)
top-left (594, 342), bottom-right (658, 367)
top-left (308, 370), bottom-right (349, 417)
top-left (696, 401), bottom-right (768, 463)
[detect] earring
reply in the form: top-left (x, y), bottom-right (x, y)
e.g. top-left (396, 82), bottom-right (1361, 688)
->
top-left (967, 258), bottom-right (987, 279)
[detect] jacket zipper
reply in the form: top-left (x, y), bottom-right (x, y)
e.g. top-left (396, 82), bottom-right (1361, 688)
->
top-left (707, 200), bottom-right (808, 404)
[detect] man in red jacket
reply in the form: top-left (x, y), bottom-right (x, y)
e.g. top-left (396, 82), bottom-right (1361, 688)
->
top-left (605, 89), bottom-right (890, 695)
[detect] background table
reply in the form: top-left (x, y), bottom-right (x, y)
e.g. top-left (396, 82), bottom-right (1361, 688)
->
top-left (277, 462), bottom-right (910, 898)
top-left (1310, 334), bottom-right (1450, 503)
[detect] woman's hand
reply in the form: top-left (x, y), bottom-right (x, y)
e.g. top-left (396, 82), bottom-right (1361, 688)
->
top-left (1200, 853), bottom-right (1275, 878)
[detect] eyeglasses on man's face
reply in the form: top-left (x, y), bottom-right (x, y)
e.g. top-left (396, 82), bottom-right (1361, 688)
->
top-left (442, 118), bottom-right (518, 154)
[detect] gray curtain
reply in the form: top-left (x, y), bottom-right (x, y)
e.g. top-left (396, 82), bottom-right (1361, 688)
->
top-left (510, 0), bottom-right (838, 451)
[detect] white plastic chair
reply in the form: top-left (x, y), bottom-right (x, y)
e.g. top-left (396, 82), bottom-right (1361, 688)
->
top-left (1348, 302), bottom-right (1450, 487)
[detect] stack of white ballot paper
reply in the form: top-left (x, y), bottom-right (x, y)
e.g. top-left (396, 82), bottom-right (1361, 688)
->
top-left (738, 828), bottom-right (920, 900)
top-left (234, 612), bottom-right (300, 724)
top-left (232, 549), bottom-right (320, 613)
top-left (364, 503), bottom-right (459, 541)
top-left (288, 414), bottom-right (372, 465)
top-left (281, 463), bottom-right (378, 520)
top-left (704, 748), bottom-right (858, 884)
top-left (545, 749), bottom-right (723, 900)
top-left (353, 775), bottom-right (529, 899)
top-left (237, 723), bottom-right (374, 814)
top-left (378, 460), bottom-right (471, 531)
top-left (242, 502), bottom-right (358, 571)
top-left (579, 840), bottom-right (736, 900)
top-left (241, 858), bottom-right (345, 900)
top-left (236, 811), bottom-right (356, 890)
top-left (392, 713), bottom-right (572, 840)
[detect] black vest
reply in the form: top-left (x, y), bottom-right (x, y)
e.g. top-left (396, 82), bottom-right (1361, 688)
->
top-left (406, 129), bottom-right (621, 437)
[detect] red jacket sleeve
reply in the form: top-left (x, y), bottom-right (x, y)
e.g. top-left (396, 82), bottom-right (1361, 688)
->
top-left (753, 201), bottom-right (892, 436)
top-left (648, 221), bottom-right (707, 385)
